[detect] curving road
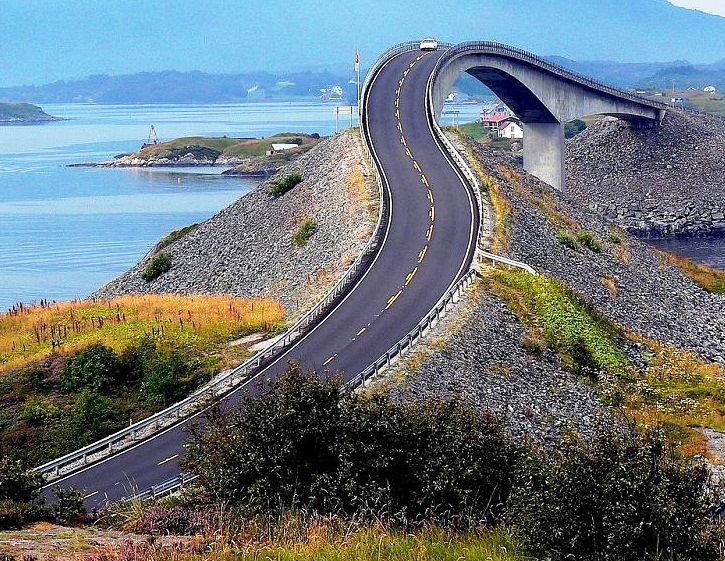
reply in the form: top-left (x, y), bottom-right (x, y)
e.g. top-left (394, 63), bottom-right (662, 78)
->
top-left (45, 48), bottom-right (479, 508)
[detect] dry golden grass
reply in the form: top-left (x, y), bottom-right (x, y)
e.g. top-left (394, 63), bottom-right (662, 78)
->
top-left (600, 276), bottom-right (619, 297)
top-left (659, 250), bottom-right (725, 294)
top-left (617, 336), bottom-right (725, 456)
top-left (0, 294), bottom-right (285, 371)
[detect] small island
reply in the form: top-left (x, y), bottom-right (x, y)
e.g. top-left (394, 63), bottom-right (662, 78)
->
top-left (72, 132), bottom-right (322, 177)
top-left (0, 102), bottom-right (60, 124)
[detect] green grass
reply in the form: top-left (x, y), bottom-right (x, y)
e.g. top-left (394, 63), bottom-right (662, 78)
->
top-left (141, 133), bottom-right (321, 160)
top-left (489, 269), bottom-right (629, 378)
top-left (294, 217), bottom-right (318, 247)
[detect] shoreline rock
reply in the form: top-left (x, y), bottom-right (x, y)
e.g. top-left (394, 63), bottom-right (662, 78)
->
top-left (567, 110), bottom-right (725, 236)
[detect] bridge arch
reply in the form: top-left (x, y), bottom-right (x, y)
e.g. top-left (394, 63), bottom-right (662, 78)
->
top-left (429, 42), bottom-right (667, 191)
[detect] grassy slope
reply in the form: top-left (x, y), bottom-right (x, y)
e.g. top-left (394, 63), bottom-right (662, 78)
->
top-left (0, 294), bottom-right (284, 465)
top-left (139, 132), bottom-right (321, 159)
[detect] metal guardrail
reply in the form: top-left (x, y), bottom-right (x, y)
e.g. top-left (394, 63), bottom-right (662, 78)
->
top-left (37, 122), bottom-right (391, 483)
top-left (100, 41), bottom-right (427, 503)
top-left (349, 268), bottom-right (478, 388)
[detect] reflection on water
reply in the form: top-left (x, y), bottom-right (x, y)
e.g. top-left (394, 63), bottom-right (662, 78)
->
top-left (644, 235), bottom-right (725, 269)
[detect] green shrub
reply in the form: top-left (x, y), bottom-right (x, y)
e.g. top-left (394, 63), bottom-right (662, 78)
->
top-left (20, 396), bottom-right (59, 425)
top-left (141, 252), bottom-right (172, 282)
top-left (0, 499), bottom-right (52, 530)
top-left (577, 230), bottom-right (602, 252)
top-left (492, 271), bottom-right (628, 378)
top-left (294, 217), bottom-right (318, 247)
top-left (555, 230), bottom-right (579, 250)
top-left (64, 390), bottom-right (113, 442)
top-left (183, 365), bottom-right (517, 524)
top-left (270, 172), bottom-right (303, 197)
top-left (139, 347), bottom-right (190, 406)
top-left (0, 458), bottom-right (43, 503)
top-left (52, 487), bottom-right (87, 526)
top-left (61, 343), bottom-right (121, 393)
top-left (507, 424), bottom-right (724, 561)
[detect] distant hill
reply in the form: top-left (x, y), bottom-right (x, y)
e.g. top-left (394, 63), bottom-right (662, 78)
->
top-left (0, 70), bottom-right (359, 105)
top-left (0, 102), bottom-right (59, 123)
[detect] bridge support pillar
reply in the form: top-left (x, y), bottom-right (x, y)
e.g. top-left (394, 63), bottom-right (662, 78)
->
top-left (523, 122), bottom-right (565, 192)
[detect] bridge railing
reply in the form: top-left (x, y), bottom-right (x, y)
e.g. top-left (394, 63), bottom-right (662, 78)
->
top-left (433, 41), bottom-right (668, 113)
top-left (37, 134), bottom-right (391, 483)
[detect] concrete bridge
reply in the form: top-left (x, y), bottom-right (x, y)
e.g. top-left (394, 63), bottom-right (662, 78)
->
top-left (429, 41), bottom-right (667, 191)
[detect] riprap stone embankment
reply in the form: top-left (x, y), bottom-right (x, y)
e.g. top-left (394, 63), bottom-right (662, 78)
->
top-left (566, 110), bottom-right (725, 235)
top-left (392, 136), bottom-right (725, 442)
top-left (92, 131), bottom-right (376, 318)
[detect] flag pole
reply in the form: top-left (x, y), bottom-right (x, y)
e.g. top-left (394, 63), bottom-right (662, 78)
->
top-left (355, 48), bottom-right (361, 124)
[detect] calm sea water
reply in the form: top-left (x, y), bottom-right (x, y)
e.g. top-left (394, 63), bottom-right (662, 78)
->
top-left (0, 102), bottom-right (372, 310)
top-left (4, 101), bottom-right (713, 310)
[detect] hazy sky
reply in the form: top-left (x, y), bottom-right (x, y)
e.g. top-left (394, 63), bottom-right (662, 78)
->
top-left (668, 0), bottom-right (725, 16)
top-left (1, 0), bottom-right (724, 88)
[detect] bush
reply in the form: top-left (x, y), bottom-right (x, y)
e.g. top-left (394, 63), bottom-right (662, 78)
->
top-left (141, 252), bottom-right (172, 282)
top-left (139, 346), bottom-right (189, 405)
top-left (53, 487), bottom-right (87, 526)
top-left (183, 365), bottom-right (517, 525)
top-left (270, 172), bottom-right (302, 197)
top-left (0, 499), bottom-right (52, 530)
top-left (556, 230), bottom-right (579, 250)
top-left (507, 424), bottom-right (724, 561)
top-left (577, 230), bottom-right (602, 252)
top-left (294, 217), bottom-right (318, 247)
top-left (0, 458), bottom-right (43, 503)
top-left (61, 343), bottom-right (121, 393)
top-left (64, 390), bottom-right (113, 442)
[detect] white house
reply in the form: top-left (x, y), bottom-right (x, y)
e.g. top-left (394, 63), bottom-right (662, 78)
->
top-left (498, 120), bottom-right (524, 139)
top-left (704, 85), bottom-right (717, 93)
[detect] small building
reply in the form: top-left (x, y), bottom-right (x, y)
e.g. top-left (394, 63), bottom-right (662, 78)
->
top-left (704, 85), bottom-right (717, 93)
top-left (498, 119), bottom-right (524, 139)
top-left (481, 113), bottom-right (511, 131)
top-left (266, 143), bottom-right (299, 155)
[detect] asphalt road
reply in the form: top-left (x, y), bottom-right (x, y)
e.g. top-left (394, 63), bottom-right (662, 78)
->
top-left (45, 48), bottom-right (478, 509)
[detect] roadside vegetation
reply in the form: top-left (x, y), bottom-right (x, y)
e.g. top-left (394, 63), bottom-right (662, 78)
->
top-left (0, 294), bottom-right (284, 467)
top-left (2, 367), bottom-right (721, 560)
top-left (270, 171), bottom-right (303, 197)
top-left (660, 250), bottom-right (725, 294)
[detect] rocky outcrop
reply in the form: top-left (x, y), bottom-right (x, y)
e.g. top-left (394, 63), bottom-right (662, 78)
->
top-left (92, 131), bottom-right (376, 318)
top-left (566, 110), bottom-right (725, 235)
top-left (0, 102), bottom-right (60, 123)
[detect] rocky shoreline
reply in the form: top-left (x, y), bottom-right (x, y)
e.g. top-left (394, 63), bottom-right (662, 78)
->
top-left (567, 110), bottom-right (725, 236)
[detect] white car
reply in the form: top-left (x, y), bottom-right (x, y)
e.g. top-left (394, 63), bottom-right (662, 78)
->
top-left (419, 38), bottom-right (439, 51)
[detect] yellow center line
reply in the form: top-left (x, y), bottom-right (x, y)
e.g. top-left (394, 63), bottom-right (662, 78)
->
top-left (418, 245), bottom-right (428, 262)
top-left (395, 98), bottom-right (399, 108)
top-left (405, 147), bottom-right (413, 159)
top-left (403, 68), bottom-right (409, 77)
top-left (427, 189), bottom-right (434, 203)
top-left (399, 78), bottom-right (404, 87)
top-left (429, 206), bottom-right (435, 221)
top-left (405, 266), bottom-right (419, 286)
top-left (385, 289), bottom-right (403, 310)
top-left (397, 121), bottom-right (403, 133)
top-left (412, 161), bottom-right (421, 172)
top-left (356, 327), bottom-right (367, 337)
top-left (426, 224), bottom-right (434, 241)
top-left (420, 174), bottom-right (429, 187)
top-left (396, 87), bottom-right (401, 97)
top-left (401, 136), bottom-right (407, 146)
top-left (395, 109), bottom-right (400, 119)
top-left (323, 354), bottom-right (337, 366)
